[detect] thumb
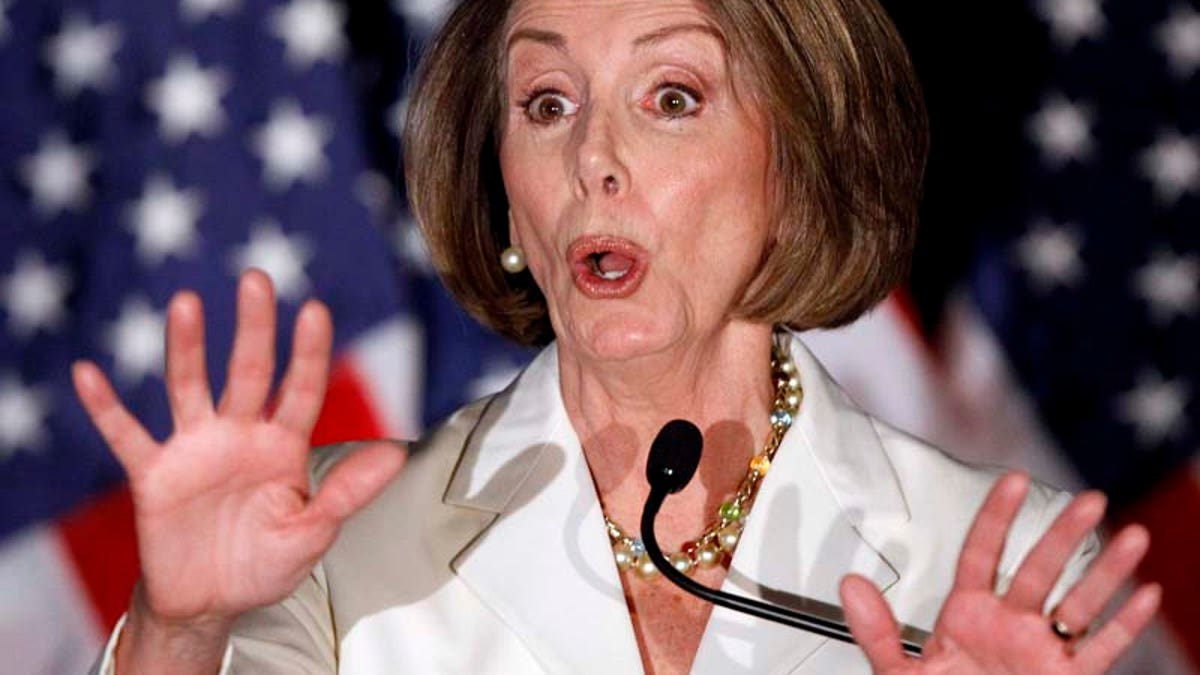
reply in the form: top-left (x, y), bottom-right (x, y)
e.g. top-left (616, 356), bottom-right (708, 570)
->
top-left (307, 441), bottom-right (408, 525)
top-left (840, 573), bottom-right (909, 673)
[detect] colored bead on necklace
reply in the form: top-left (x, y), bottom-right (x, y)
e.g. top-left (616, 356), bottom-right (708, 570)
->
top-left (602, 334), bottom-right (802, 579)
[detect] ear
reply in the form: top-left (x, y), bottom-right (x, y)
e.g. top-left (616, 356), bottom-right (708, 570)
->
top-left (507, 209), bottom-right (521, 248)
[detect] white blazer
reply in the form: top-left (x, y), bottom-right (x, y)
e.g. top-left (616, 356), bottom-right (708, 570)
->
top-left (96, 333), bottom-right (1095, 674)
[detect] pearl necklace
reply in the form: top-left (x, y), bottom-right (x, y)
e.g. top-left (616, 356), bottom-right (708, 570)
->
top-left (602, 335), bottom-right (802, 580)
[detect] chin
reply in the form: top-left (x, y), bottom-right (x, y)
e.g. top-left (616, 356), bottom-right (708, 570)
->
top-left (566, 310), bottom-right (683, 363)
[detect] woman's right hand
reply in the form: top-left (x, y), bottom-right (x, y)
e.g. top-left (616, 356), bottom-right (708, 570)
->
top-left (72, 270), bottom-right (406, 639)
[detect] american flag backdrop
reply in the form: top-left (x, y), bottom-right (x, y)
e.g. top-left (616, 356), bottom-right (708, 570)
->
top-left (0, 0), bottom-right (1195, 673)
top-left (0, 0), bottom-right (532, 671)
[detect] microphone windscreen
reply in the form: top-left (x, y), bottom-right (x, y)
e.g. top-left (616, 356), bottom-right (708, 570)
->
top-left (646, 420), bottom-right (703, 494)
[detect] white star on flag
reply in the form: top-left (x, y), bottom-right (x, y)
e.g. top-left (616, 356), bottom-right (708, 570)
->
top-left (126, 174), bottom-right (205, 267)
top-left (1028, 94), bottom-right (1094, 166)
top-left (181, 0), bottom-right (241, 23)
top-left (1133, 250), bottom-right (1199, 324)
top-left (1035, 0), bottom-right (1106, 49)
top-left (105, 298), bottom-right (166, 385)
top-left (1014, 220), bottom-right (1086, 291)
top-left (391, 0), bottom-right (453, 29)
top-left (229, 220), bottom-right (315, 301)
top-left (145, 54), bottom-right (231, 143)
top-left (385, 95), bottom-right (408, 141)
top-left (269, 0), bottom-right (346, 70)
top-left (1140, 130), bottom-right (1199, 205)
top-left (396, 218), bottom-right (434, 273)
top-left (251, 99), bottom-right (332, 190)
top-left (1117, 370), bottom-right (1190, 447)
top-left (0, 375), bottom-right (51, 460)
top-left (1156, 4), bottom-right (1200, 79)
top-left (1, 251), bottom-right (72, 339)
top-left (18, 131), bottom-right (96, 218)
top-left (42, 12), bottom-right (123, 97)
top-left (354, 170), bottom-right (394, 216)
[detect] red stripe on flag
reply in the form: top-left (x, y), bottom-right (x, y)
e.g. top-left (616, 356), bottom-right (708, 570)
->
top-left (888, 286), bottom-right (930, 345)
top-left (55, 484), bottom-right (140, 632)
top-left (1114, 469), bottom-right (1200, 671)
top-left (310, 357), bottom-right (388, 446)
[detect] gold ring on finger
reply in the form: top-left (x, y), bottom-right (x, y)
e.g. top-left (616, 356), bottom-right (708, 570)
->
top-left (1050, 618), bottom-right (1077, 641)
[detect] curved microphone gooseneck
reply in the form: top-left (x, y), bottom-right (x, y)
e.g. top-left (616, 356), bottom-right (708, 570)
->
top-left (640, 419), bottom-right (923, 656)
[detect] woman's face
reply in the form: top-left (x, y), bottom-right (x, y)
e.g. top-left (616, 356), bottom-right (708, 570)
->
top-left (500, 0), bottom-right (773, 362)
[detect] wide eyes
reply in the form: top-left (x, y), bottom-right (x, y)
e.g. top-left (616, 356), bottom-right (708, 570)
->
top-left (647, 84), bottom-right (702, 118)
top-left (520, 82), bottom-right (703, 125)
top-left (523, 91), bottom-right (579, 124)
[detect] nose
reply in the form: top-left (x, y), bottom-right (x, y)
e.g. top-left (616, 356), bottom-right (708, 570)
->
top-left (572, 107), bottom-right (629, 200)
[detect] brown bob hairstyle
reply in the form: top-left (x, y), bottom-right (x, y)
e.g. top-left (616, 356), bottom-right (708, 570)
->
top-left (404, 0), bottom-right (928, 347)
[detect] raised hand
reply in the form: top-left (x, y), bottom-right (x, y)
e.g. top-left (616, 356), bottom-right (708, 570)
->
top-left (840, 472), bottom-right (1160, 675)
top-left (72, 271), bottom-right (406, 632)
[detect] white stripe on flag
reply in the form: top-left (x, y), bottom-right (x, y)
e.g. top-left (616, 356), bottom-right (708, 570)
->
top-left (0, 526), bottom-right (103, 674)
top-left (346, 317), bottom-right (425, 438)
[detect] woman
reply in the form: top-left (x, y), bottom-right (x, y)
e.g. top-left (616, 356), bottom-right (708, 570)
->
top-left (79, 0), bottom-right (1159, 673)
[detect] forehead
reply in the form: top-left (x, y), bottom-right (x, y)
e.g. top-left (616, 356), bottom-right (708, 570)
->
top-left (505, 0), bottom-right (718, 45)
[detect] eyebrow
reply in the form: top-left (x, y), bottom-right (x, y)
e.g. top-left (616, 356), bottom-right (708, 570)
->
top-left (505, 22), bottom-right (724, 55)
top-left (631, 23), bottom-right (725, 50)
top-left (506, 28), bottom-right (566, 54)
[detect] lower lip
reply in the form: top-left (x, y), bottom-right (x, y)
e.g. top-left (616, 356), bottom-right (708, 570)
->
top-left (568, 242), bottom-right (648, 299)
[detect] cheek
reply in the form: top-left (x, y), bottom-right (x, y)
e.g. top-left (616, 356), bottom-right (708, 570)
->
top-left (500, 138), bottom-right (565, 239)
top-left (645, 132), bottom-right (773, 265)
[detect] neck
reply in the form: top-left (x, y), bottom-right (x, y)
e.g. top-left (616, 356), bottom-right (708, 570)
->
top-left (558, 321), bottom-right (776, 548)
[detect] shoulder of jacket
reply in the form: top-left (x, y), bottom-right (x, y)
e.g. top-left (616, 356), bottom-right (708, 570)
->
top-left (306, 395), bottom-right (495, 486)
top-left (868, 415), bottom-right (1075, 535)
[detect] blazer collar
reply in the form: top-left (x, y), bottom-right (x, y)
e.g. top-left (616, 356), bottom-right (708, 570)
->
top-left (443, 344), bottom-right (646, 674)
top-left (441, 333), bottom-right (910, 674)
top-left (691, 332), bottom-right (909, 672)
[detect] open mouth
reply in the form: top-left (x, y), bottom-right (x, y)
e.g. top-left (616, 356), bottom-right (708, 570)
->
top-left (567, 236), bottom-right (648, 299)
top-left (585, 250), bottom-right (635, 280)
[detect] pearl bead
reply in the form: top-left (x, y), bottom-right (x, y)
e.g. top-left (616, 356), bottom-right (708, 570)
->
top-left (786, 393), bottom-right (801, 408)
top-left (787, 376), bottom-right (800, 391)
top-left (718, 524), bottom-right (741, 551)
top-left (670, 553), bottom-right (693, 574)
top-left (613, 544), bottom-right (635, 570)
top-left (696, 545), bottom-right (720, 567)
top-left (780, 361), bottom-right (795, 374)
top-left (499, 246), bottom-right (526, 273)
top-left (636, 556), bottom-right (659, 579)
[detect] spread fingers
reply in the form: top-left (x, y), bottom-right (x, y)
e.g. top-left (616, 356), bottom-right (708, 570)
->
top-left (165, 291), bottom-right (213, 429)
top-left (1052, 524), bottom-right (1151, 637)
top-left (953, 472), bottom-right (1030, 593)
top-left (1004, 491), bottom-right (1107, 612)
top-left (218, 270), bottom-right (277, 419)
top-left (272, 299), bottom-right (333, 437)
top-left (1072, 582), bottom-right (1161, 674)
top-left (72, 360), bottom-right (158, 476)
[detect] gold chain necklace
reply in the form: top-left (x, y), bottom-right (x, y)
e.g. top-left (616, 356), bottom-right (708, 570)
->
top-left (602, 334), bottom-right (802, 579)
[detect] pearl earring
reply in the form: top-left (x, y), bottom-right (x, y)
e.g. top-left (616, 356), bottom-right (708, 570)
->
top-left (500, 246), bottom-right (526, 273)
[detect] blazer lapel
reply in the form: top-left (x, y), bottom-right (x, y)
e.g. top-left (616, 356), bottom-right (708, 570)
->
top-left (691, 334), bottom-right (910, 674)
top-left (443, 345), bottom-right (645, 674)
top-left (439, 334), bottom-right (914, 675)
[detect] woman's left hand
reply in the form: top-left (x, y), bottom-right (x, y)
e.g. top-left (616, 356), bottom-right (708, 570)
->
top-left (840, 471), bottom-right (1160, 674)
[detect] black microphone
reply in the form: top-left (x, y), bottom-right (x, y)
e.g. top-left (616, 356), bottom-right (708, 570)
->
top-left (640, 419), bottom-right (924, 656)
